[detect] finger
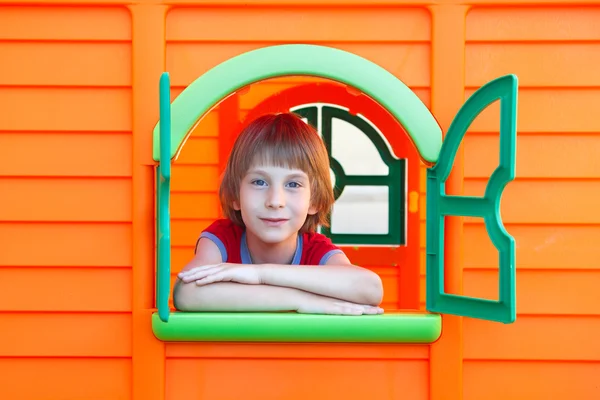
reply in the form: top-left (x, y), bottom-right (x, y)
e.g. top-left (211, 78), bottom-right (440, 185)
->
top-left (177, 265), bottom-right (217, 278)
top-left (366, 306), bottom-right (385, 314)
top-left (341, 307), bottom-right (363, 316)
top-left (361, 307), bottom-right (380, 315)
top-left (179, 266), bottom-right (222, 283)
top-left (195, 270), bottom-right (229, 286)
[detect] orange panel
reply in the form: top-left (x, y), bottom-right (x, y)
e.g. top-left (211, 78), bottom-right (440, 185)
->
top-left (0, 6), bottom-right (131, 41)
top-left (466, 43), bottom-right (600, 87)
top-left (464, 361), bottom-right (600, 400)
top-left (0, 268), bottom-right (132, 312)
top-left (171, 220), bottom-right (212, 246)
top-left (166, 359), bottom-right (428, 400)
top-left (465, 270), bottom-right (600, 315)
top-left (0, 223), bottom-right (131, 267)
top-left (465, 134), bottom-right (600, 179)
top-left (0, 88), bottom-right (132, 132)
top-left (166, 342), bottom-right (429, 359)
top-left (171, 165), bottom-right (219, 192)
top-left (172, 247), bottom-right (194, 273)
top-left (465, 88), bottom-right (600, 133)
top-left (464, 224), bottom-right (600, 270)
top-left (0, 358), bottom-right (131, 400)
top-left (0, 42), bottom-right (131, 87)
top-left (166, 7), bottom-right (430, 42)
top-left (0, 178), bottom-right (132, 222)
top-left (168, 43), bottom-right (430, 88)
top-left (175, 138), bottom-right (219, 164)
top-left (464, 316), bottom-right (600, 360)
top-left (171, 193), bottom-right (220, 220)
top-left (0, 133), bottom-right (132, 177)
top-left (466, 7), bottom-right (600, 41)
top-left (0, 313), bottom-right (131, 357)
top-left (464, 180), bottom-right (600, 224)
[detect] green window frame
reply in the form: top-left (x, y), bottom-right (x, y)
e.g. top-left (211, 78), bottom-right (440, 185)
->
top-left (152, 44), bottom-right (517, 343)
top-left (293, 105), bottom-right (406, 245)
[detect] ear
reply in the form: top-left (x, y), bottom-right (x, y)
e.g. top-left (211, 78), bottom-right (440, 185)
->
top-left (307, 204), bottom-right (318, 215)
top-left (233, 200), bottom-right (241, 211)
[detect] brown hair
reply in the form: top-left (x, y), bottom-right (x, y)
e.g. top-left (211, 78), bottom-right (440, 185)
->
top-left (219, 112), bottom-right (334, 233)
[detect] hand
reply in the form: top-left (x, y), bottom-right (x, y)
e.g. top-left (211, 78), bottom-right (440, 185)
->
top-left (296, 294), bottom-right (384, 316)
top-left (177, 263), bottom-right (262, 286)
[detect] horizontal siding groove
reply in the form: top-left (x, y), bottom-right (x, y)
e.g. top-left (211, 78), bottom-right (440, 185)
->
top-left (464, 267), bottom-right (600, 272)
top-left (0, 130), bottom-right (132, 134)
top-left (463, 358), bottom-right (600, 363)
top-left (0, 39), bottom-right (131, 44)
top-left (0, 310), bottom-right (133, 315)
top-left (0, 355), bottom-right (132, 359)
top-left (465, 40), bottom-right (600, 44)
top-left (465, 85), bottom-right (600, 90)
top-left (0, 84), bottom-right (132, 89)
top-left (166, 39), bottom-right (432, 44)
top-left (0, 176), bottom-right (133, 180)
top-left (465, 177), bottom-right (600, 182)
top-left (166, 356), bottom-right (430, 361)
top-left (464, 222), bottom-right (600, 227)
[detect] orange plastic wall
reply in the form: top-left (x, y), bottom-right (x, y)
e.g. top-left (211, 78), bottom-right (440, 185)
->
top-left (1, 1), bottom-right (599, 400)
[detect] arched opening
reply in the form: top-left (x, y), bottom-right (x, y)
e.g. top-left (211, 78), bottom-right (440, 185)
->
top-left (152, 44), bottom-right (518, 341)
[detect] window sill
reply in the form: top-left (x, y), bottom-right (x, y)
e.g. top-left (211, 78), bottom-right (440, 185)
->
top-left (152, 311), bottom-right (441, 343)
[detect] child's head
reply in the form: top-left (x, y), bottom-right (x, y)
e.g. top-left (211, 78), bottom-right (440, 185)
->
top-left (219, 112), bottom-right (334, 233)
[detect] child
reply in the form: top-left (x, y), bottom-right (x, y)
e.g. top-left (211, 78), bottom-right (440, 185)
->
top-left (173, 112), bottom-right (384, 316)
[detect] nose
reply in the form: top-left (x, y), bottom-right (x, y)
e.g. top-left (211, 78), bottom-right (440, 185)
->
top-left (265, 186), bottom-right (285, 209)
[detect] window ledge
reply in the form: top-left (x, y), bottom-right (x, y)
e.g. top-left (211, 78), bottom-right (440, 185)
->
top-left (152, 311), bottom-right (441, 343)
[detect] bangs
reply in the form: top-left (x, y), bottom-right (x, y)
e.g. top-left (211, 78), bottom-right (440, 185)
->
top-left (249, 137), bottom-right (315, 173)
top-left (237, 114), bottom-right (322, 175)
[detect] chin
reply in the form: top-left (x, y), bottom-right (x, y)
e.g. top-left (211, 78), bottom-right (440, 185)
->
top-left (256, 232), bottom-right (292, 245)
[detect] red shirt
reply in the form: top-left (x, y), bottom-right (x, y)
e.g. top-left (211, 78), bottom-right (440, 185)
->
top-left (196, 219), bottom-right (343, 265)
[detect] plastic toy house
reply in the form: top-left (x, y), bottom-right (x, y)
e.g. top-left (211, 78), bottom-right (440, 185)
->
top-left (2, 3), bottom-right (599, 400)
top-left (152, 44), bottom-right (517, 342)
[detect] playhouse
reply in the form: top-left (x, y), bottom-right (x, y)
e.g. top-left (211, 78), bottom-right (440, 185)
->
top-left (1, 1), bottom-right (599, 399)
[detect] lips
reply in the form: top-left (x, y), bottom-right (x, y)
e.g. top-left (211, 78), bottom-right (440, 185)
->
top-left (260, 218), bottom-right (289, 226)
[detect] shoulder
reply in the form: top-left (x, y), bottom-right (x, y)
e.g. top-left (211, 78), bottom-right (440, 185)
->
top-left (203, 218), bottom-right (242, 234)
top-left (300, 231), bottom-right (347, 266)
top-left (196, 219), bottom-right (244, 262)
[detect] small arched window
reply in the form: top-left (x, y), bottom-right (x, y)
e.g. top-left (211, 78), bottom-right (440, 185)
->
top-left (292, 104), bottom-right (406, 246)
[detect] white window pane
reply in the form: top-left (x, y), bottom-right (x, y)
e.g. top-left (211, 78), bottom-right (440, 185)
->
top-left (331, 117), bottom-right (388, 176)
top-left (330, 186), bottom-right (389, 234)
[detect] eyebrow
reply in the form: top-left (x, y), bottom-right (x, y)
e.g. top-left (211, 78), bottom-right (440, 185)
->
top-left (249, 169), bottom-right (308, 180)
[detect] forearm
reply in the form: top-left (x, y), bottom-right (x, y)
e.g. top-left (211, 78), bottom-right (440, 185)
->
top-left (259, 264), bottom-right (383, 306)
top-left (173, 279), bottom-right (308, 312)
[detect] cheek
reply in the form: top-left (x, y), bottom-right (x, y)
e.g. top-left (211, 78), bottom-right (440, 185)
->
top-left (239, 187), bottom-right (259, 208)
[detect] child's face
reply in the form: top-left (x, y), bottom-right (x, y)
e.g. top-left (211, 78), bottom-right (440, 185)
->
top-left (234, 163), bottom-right (317, 245)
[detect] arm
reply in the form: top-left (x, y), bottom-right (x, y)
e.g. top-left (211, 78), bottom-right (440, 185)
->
top-left (258, 253), bottom-right (383, 306)
top-left (177, 240), bottom-right (384, 306)
top-left (174, 281), bottom-right (381, 315)
top-left (173, 238), bottom-right (383, 314)
top-left (174, 281), bottom-right (305, 312)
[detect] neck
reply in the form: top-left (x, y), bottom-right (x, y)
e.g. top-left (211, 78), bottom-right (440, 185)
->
top-left (245, 231), bottom-right (299, 265)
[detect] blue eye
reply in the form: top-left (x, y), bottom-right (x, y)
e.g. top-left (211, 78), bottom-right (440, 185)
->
top-left (287, 182), bottom-right (301, 188)
top-left (252, 179), bottom-right (267, 186)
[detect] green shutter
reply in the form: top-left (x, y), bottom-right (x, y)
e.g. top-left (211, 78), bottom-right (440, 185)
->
top-left (426, 74), bottom-right (518, 324)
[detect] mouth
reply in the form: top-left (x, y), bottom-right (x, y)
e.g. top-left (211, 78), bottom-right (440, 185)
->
top-left (260, 218), bottom-right (289, 226)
